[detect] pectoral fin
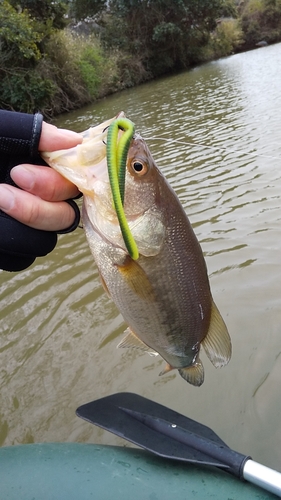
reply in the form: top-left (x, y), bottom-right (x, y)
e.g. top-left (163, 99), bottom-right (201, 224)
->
top-left (117, 327), bottom-right (158, 356)
top-left (116, 256), bottom-right (155, 301)
top-left (201, 300), bottom-right (232, 368)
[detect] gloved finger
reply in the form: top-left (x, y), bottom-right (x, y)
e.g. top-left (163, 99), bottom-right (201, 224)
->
top-left (10, 164), bottom-right (80, 201)
top-left (0, 211), bottom-right (57, 272)
top-left (0, 184), bottom-right (79, 231)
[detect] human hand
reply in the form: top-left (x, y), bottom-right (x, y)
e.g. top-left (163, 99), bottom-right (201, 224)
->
top-left (0, 118), bottom-right (83, 271)
top-left (0, 122), bottom-right (83, 231)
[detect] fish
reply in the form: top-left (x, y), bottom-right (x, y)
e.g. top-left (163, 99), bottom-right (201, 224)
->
top-left (42, 113), bottom-right (231, 386)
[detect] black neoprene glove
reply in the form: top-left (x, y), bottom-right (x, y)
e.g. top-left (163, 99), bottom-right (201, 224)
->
top-left (0, 110), bottom-right (80, 272)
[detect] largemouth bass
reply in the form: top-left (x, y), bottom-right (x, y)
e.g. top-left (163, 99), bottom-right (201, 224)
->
top-left (43, 114), bottom-right (231, 386)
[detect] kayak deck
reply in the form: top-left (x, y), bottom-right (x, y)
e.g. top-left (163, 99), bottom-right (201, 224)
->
top-left (0, 443), bottom-right (277, 499)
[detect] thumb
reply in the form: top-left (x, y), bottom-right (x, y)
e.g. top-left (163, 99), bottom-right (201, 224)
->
top-left (38, 122), bottom-right (83, 152)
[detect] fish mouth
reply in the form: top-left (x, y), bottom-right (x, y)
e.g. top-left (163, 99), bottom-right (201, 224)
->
top-left (41, 113), bottom-right (127, 189)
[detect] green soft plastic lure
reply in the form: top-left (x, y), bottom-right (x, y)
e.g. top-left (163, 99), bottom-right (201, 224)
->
top-left (106, 117), bottom-right (139, 260)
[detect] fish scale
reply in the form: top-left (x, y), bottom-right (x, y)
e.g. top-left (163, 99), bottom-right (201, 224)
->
top-left (42, 114), bottom-right (231, 386)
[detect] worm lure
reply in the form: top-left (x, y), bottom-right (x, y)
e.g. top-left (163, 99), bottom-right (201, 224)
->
top-left (106, 117), bottom-right (139, 260)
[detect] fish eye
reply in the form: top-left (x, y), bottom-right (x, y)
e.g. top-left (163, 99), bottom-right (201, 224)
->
top-left (133, 162), bottom-right (143, 172)
top-left (131, 160), bottom-right (148, 176)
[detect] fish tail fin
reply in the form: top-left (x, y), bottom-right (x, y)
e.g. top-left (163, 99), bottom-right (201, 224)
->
top-left (178, 360), bottom-right (204, 387)
top-left (159, 361), bottom-right (204, 387)
top-left (201, 300), bottom-right (232, 368)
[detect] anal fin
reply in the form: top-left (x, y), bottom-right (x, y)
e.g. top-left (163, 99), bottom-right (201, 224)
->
top-left (117, 327), bottom-right (159, 357)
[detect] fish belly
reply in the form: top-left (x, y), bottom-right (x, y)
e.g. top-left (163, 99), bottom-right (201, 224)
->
top-left (83, 202), bottom-right (212, 370)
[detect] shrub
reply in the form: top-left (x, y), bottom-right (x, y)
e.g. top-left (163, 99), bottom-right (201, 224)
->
top-left (0, 71), bottom-right (55, 113)
top-left (240, 0), bottom-right (281, 47)
top-left (0, 1), bottom-right (54, 113)
top-left (210, 19), bottom-right (244, 57)
top-left (0, 0), bottom-right (42, 64)
top-left (78, 44), bottom-right (103, 98)
top-left (37, 31), bottom-right (118, 115)
top-left (37, 31), bottom-right (93, 115)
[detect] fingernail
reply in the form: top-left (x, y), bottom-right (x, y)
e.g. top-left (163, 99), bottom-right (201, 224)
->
top-left (0, 185), bottom-right (15, 211)
top-left (11, 165), bottom-right (35, 190)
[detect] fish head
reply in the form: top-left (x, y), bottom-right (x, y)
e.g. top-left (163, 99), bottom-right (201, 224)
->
top-left (121, 133), bottom-right (163, 216)
top-left (41, 115), bottom-right (117, 195)
top-left (42, 115), bottom-right (166, 257)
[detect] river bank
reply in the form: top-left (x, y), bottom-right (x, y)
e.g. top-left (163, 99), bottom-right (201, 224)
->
top-left (1, 0), bottom-right (281, 118)
top-left (45, 38), bottom-right (271, 122)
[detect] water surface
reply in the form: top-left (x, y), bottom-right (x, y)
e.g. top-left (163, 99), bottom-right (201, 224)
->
top-left (1, 43), bottom-right (281, 470)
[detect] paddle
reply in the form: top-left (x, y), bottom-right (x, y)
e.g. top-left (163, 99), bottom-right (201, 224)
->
top-left (76, 392), bottom-right (281, 497)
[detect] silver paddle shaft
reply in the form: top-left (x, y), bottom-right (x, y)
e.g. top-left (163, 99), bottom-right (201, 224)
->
top-left (244, 459), bottom-right (281, 497)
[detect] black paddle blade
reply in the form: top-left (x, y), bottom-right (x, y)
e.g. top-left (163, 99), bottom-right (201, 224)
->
top-left (76, 392), bottom-right (230, 469)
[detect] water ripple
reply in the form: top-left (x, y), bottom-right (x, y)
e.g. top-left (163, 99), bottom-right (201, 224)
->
top-left (1, 43), bottom-right (281, 469)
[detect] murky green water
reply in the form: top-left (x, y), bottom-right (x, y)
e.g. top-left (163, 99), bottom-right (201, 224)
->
top-left (1, 43), bottom-right (281, 471)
